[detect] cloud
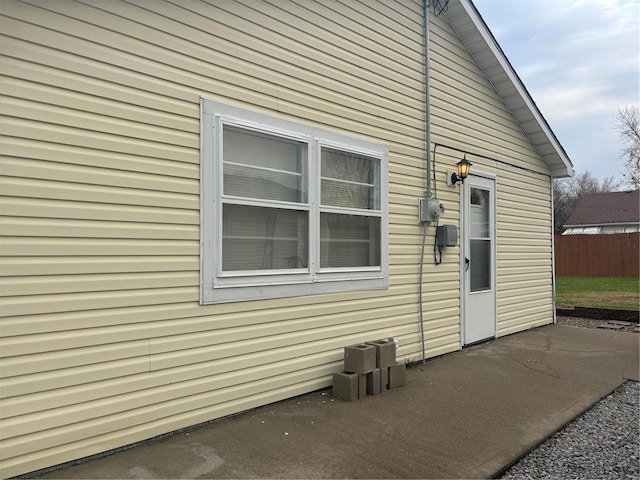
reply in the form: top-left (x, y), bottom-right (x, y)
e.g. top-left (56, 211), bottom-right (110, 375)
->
top-left (537, 84), bottom-right (614, 120)
top-left (473, 0), bottom-right (639, 181)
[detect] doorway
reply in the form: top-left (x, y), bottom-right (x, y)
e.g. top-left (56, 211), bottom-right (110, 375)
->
top-left (461, 174), bottom-right (496, 345)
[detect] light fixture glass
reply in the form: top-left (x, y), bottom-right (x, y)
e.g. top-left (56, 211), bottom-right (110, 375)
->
top-left (456, 155), bottom-right (472, 183)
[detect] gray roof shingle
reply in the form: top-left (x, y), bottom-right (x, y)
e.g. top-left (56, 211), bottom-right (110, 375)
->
top-left (565, 190), bottom-right (640, 226)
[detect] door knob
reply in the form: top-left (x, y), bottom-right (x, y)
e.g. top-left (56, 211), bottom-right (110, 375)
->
top-left (465, 257), bottom-right (470, 271)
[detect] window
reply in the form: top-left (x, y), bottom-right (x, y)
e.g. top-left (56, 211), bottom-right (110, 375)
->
top-left (200, 98), bottom-right (388, 303)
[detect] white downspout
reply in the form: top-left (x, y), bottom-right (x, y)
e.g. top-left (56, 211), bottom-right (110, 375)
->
top-left (550, 177), bottom-right (557, 324)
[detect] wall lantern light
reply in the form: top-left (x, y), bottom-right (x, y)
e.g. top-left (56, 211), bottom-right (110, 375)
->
top-left (446, 155), bottom-right (472, 186)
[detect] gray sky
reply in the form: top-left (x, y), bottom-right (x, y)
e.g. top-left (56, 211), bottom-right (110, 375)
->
top-left (472, 0), bottom-right (640, 183)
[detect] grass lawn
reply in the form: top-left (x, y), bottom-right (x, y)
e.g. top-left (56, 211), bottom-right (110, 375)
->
top-left (556, 276), bottom-right (640, 310)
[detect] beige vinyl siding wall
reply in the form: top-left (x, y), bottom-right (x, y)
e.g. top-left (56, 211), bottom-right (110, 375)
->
top-left (0, 0), bottom-right (555, 476)
top-left (428, 11), bottom-right (554, 336)
top-left (0, 1), bottom-right (459, 477)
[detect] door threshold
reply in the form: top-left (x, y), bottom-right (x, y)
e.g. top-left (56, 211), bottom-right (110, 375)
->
top-left (463, 336), bottom-right (495, 348)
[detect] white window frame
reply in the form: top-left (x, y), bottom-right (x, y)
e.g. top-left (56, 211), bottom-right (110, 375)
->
top-left (200, 98), bottom-right (389, 304)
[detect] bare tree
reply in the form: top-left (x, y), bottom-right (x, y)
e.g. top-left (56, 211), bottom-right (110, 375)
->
top-left (553, 170), bottom-right (618, 234)
top-left (553, 180), bottom-right (571, 235)
top-left (615, 105), bottom-right (640, 189)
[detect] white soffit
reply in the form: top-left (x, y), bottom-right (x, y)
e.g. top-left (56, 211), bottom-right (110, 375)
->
top-left (445, 0), bottom-right (574, 178)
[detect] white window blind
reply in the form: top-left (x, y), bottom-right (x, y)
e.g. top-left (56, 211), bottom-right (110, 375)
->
top-left (320, 147), bottom-right (381, 268)
top-left (222, 126), bottom-right (309, 272)
top-left (223, 126), bottom-right (307, 203)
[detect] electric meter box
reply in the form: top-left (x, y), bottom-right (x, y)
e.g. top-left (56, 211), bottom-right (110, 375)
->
top-left (436, 225), bottom-right (457, 247)
top-left (418, 197), bottom-right (445, 222)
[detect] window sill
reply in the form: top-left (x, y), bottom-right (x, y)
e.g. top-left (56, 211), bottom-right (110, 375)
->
top-left (201, 276), bottom-right (388, 304)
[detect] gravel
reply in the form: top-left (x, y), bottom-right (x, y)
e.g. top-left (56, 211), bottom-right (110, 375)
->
top-left (556, 315), bottom-right (639, 332)
top-left (501, 318), bottom-right (640, 480)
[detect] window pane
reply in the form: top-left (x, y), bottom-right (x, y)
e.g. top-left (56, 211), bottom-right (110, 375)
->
top-left (223, 204), bottom-right (308, 271)
top-left (321, 147), bottom-right (379, 210)
top-left (320, 213), bottom-right (380, 268)
top-left (321, 180), bottom-right (375, 209)
top-left (225, 164), bottom-right (305, 203)
top-left (224, 126), bottom-right (307, 203)
top-left (470, 239), bottom-right (491, 292)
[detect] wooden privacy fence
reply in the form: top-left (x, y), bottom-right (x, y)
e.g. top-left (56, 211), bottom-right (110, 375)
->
top-left (554, 233), bottom-right (639, 277)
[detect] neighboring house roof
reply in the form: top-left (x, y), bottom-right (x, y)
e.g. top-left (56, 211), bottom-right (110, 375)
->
top-left (565, 190), bottom-right (640, 227)
top-left (445, 0), bottom-right (574, 178)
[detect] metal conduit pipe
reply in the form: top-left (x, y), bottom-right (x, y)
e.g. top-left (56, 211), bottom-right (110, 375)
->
top-left (418, 0), bottom-right (431, 364)
top-left (424, 0), bottom-right (432, 199)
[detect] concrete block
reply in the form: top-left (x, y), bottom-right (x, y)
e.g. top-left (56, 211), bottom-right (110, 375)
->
top-left (332, 372), bottom-right (358, 402)
top-left (358, 374), bottom-right (367, 399)
top-left (366, 368), bottom-right (381, 395)
top-left (389, 362), bottom-right (407, 389)
top-left (366, 339), bottom-right (397, 368)
top-left (344, 344), bottom-right (376, 374)
top-left (381, 366), bottom-right (389, 392)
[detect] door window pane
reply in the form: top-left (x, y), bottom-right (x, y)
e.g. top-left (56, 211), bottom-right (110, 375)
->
top-left (470, 187), bottom-right (491, 292)
top-left (470, 239), bottom-right (491, 291)
top-left (320, 213), bottom-right (380, 268)
top-left (470, 188), bottom-right (489, 238)
top-left (223, 204), bottom-right (308, 271)
top-left (223, 126), bottom-right (307, 203)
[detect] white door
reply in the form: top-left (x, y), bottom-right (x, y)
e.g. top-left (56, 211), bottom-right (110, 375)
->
top-left (462, 174), bottom-right (496, 345)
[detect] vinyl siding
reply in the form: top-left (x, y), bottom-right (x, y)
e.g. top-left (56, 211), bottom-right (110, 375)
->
top-left (428, 12), bottom-right (554, 337)
top-left (0, 0), bottom-right (553, 477)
